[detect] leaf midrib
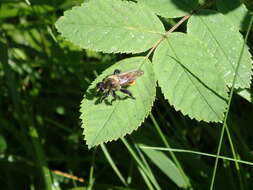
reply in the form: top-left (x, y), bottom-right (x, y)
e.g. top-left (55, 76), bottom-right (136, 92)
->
top-left (167, 39), bottom-right (224, 121)
top-left (90, 101), bottom-right (120, 146)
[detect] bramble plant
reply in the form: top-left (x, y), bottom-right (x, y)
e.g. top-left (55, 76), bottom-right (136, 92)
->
top-left (55, 0), bottom-right (252, 148)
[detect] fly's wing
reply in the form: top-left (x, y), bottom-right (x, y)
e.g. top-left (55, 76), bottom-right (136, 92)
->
top-left (118, 70), bottom-right (144, 86)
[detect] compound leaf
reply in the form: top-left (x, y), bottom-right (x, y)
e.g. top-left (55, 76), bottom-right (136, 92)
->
top-left (80, 57), bottom-right (156, 148)
top-left (136, 0), bottom-right (198, 18)
top-left (153, 33), bottom-right (228, 122)
top-left (55, 0), bottom-right (165, 54)
top-left (187, 10), bottom-right (252, 88)
top-left (216, 0), bottom-right (251, 31)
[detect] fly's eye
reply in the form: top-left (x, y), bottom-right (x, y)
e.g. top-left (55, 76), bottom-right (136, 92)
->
top-left (113, 69), bottom-right (121, 75)
top-left (96, 82), bottom-right (101, 88)
top-left (96, 82), bottom-right (104, 90)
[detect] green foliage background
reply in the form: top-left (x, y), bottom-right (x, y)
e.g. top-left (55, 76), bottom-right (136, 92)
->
top-left (1, 0), bottom-right (253, 190)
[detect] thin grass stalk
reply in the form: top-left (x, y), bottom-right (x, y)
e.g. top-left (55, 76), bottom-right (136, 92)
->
top-left (139, 146), bottom-right (253, 166)
top-left (150, 113), bottom-right (192, 189)
top-left (134, 143), bottom-right (162, 189)
top-left (101, 144), bottom-right (128, 186)
top-left (88, 148), bottom-right (97, 190)
top-left (127, 159), bottom-right (134, 185)
top-left (225, 123), bottom-right (245, 190)
top-left (121, 137), bottom-right (161, 190)
top-left (209, 14), bottom-right (253, 190)
top-left (138, 166), bottom-right (155, 190)
top-left (28, 126), bottom-right (53, 190)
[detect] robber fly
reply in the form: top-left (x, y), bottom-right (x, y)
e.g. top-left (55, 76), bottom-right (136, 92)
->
top-left (96, 69), bottom-right (144, 101)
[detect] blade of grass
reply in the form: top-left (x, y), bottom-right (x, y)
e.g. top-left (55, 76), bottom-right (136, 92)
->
top-left (28, 125), bottom-right (53, 190)
top-left (137, 166), bottom-right (155, 190)
top-left (209, 14), bottom-right (253, 190)
top-left (134, 143), bottom-right (155, 175)
top-left (100, 144), bottom-right (128, 186)
top-left (225, 123), bottom-right (245, 190)
top-left (0, 41), bottom-right (53, 190)
top-left (126, 159), bottom-right (133, 185)
top-left (150, 113), bottom-right (192, 189)
top-left (0, 116), bottom-right (31, 153)
top-left (121, 137), bottom-right (161, 190)
top-left (24, 0), bottom-right (31, 5)
top-left (45, 118), bottom-right (72, 133)
top-left (134, 143), bottom-right (162, 189)
top-left (88, 148), bottom-right (97, 190)
top-left (0, 42), bottom-right (22, 115)
top-left (139, 146), bottom-right (253, 166)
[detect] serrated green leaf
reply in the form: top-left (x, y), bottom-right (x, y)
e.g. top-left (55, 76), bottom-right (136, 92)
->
top-left (140, 146), bottom-right (188, 189)
top-left (55, 0), bottom-right (165, 54)
top-left (80, 57), bottom-right (156, 148)
top-left (136, 0), bottom-right (198, 18)
top-left (237, 89), bottom-right (252, 103)
top-left (216, 0), bottom-right (251, 31)
top-left (187, 10), bottom-right (252, 88)
top-left (153, 33), bottom-right (228, 122)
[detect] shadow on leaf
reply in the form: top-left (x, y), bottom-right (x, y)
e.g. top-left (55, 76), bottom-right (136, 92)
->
top-left (85, 87), bottom-right (134, 106)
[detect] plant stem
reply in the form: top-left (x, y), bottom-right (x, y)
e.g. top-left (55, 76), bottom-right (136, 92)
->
top-left (138, 13), bottom-right (192, 69)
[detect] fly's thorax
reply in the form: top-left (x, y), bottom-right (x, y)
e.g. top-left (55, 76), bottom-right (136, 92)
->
top-left (104, 75), bottom-right (121, 90)
top-left (135, 70), bottom-right (144, 76)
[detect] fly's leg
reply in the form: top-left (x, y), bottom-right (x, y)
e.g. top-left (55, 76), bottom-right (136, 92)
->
top-left (110, 90), bottom-right (118, 104)
top-left (101, 90), bottom-right (110, 101)
top-left (120, 88), bottom-right (135, 99)
top-left (113, 69), bottom-right (121, 75)
top-left (112, 90), bottom-right (117, 100)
